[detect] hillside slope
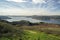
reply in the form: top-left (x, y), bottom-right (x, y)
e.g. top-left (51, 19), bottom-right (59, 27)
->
top-left (22, 30), bottom-right (60, 40)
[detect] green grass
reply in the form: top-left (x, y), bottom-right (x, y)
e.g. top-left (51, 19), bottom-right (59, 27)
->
top-left (0, 37), bottom-right (20, 40)
top-left (0, 30), bottom-right (60, 40)
top-left (22, 30), bottom-right (60, 40)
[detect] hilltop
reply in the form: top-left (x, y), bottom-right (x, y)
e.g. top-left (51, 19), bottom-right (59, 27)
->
top-left (0, 20), bottom-right (60, 40)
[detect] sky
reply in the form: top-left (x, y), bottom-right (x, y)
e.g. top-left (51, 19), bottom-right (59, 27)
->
top-left (0, 0), bottom-right (60, 15)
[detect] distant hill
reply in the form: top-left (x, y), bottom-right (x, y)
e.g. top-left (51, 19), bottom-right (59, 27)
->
top-left (0, 16), bottom-right (11, 19)
top-left (27, 15), bottom-right (60, 20)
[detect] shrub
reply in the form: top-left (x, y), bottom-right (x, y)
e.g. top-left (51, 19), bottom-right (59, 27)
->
top-left (0, 22), bottom-right (23, 38)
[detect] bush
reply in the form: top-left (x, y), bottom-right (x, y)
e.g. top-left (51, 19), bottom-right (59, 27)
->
top-left (39, 22), bottom-right (45, 24)
top-left (11, 20), bottom-right (31, 26)
top-left (0, 22), bottom-right (23, 38)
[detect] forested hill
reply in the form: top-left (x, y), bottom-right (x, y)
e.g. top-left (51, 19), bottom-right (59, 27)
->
top-left (0, 15), bottom-right (60, 20)
top-left (27, 15), bottom-right (60, 20)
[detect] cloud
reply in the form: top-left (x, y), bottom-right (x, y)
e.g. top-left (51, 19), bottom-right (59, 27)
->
top-left (0, 0), bottom-right (60, 15)
top-left (0, 8), bottom-right (59, 15)
top-left (32, 0), bottom-right (46, 3)
top-left (6, 0), bottom-right (46, 3)
top-left (58, 0), bottom-right (60, 3)
top-left (6, 0), bottom-right (27, 2)
top-left (0, 8), bottom-right (47, 15)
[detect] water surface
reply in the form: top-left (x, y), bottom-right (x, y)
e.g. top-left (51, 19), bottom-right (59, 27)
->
top-left (4, 16), bottom-right (60, 24)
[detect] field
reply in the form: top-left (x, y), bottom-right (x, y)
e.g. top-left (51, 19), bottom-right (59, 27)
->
top-left (1, 30), bottom-right (60, 40)
top-left (21, 30), bottom-right (60, 40)
top-left (0, 20), bottom-right (60, 40)
top-left (20, 24), bottom-right (60, 40)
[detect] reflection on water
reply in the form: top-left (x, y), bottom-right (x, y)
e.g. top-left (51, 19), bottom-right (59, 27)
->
top-left (4, 17), bottom-right (41, 23)
top-left (4, 16), bottom-right (60, 24)
top-left (42, 19), bottom-right (60, 24)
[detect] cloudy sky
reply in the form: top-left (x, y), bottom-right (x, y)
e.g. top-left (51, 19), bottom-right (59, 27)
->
top-left (0, 0), bottom-right (60, 15)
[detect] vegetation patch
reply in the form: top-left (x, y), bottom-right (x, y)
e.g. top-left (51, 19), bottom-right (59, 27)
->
top-left (23, 30), bottom-right (60, 40)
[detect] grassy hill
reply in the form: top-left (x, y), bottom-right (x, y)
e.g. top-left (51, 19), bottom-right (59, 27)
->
top-left (22, 30), bottom-right (60, 40)
top-left (0, 21), bottom-right (24, 40)
top-left (0, 20), bottom-right (60, 40)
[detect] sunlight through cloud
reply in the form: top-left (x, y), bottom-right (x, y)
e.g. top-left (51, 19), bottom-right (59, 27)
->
top-left (7, 0), bottom-right (27, 2)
